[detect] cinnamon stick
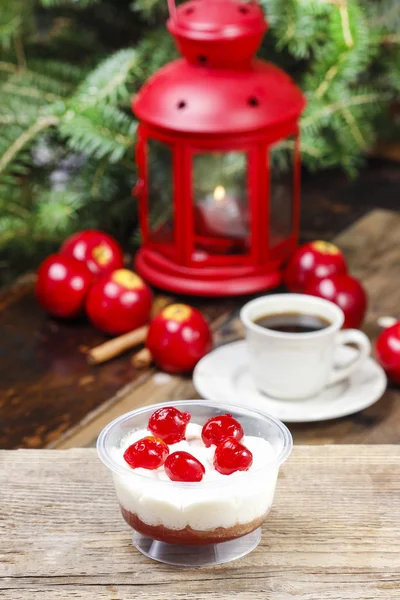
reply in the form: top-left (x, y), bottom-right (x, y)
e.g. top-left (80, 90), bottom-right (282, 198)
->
top-left (87, 325), bottom-right (148, 365)
top-left (131, 347), bottom-right (153, 369)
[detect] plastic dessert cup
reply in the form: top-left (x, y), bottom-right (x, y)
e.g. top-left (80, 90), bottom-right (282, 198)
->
top-left (97, 400), bottom-right (292, 567)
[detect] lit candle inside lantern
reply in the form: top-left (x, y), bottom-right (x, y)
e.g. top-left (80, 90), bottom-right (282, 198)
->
top-left (196, 185), bottom-right (248, 239)
top-left (214, 184), bottom-right (227, 202)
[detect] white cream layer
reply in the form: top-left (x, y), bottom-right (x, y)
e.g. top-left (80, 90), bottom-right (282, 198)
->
top-left (111, 423), bottom-right (279, 531)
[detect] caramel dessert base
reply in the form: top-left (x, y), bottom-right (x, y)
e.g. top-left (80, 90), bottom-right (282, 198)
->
top-left (121, 506), bottom-right (268, 546)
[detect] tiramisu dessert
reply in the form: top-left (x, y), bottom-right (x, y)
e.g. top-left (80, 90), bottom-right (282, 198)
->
top-left (109, 406), bottom-right (279, 545)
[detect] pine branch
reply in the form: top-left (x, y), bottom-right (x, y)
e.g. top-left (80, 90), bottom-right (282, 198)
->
top-left (337, 1), bottom-right (354, 48)
top-left (2, 81), bottom-right (64, 104)
top-left (34, 189), bottom-right (84, 234)
top-left (0, 61), bottom-right (18, 75)
top-left (0, 3), bottom-right (23, 49)
top-left (72, 49), bottom-right (138, 108)
top-left (59, 105), bottom-right (136, 162)
top-left (0, 216), bottom-right (30, 247)
top-left (0, 195), bottom-right (30, 220)
top-left (39, 0), bottom-right (102, 7)
top-left (0, 116), bottom-right (59, 177)
top-left (367, 0), bottom-right (400, 32)
top-left (131, 0), bottom-right (166, 20)
top-left (0, 94), bottom-right (42, 128)
top-left (302, 92), bottom-right (383, 129)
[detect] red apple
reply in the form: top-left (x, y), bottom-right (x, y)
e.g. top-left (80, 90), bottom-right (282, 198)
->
top-left (86, 269), bottom-right (152, 335)
top-left (376, 323), bottom-right (400, 385)
top-left (284, 241), bottom-right (347, 293)
top-left (147, 304), bottom-right (213, 374)
top-left (60, 230), bottom-right (124, 277)
top-left (35, 254), bottom-right (93, 319)
top-left (305, 274), bottom-right (367, 329)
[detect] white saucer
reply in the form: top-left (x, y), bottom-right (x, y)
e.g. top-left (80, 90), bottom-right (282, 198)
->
top-left (193, 341), bottom-right (387, 423)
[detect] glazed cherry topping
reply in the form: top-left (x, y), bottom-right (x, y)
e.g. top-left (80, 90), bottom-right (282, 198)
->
top-left (148, 407), bottom-right (191, 444)
top-left (123, 436), bottom-right (169, 470)
top-left (164, 451), bottom-right (205, 482)
top-left (201, 414), bottom-right (244, 448)
top-left (213, 438), bottom-right (253, 475)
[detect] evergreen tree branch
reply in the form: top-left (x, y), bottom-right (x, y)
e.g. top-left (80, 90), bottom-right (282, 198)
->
top-left (315, 53), bottom-right (347, 99)
top-left (14, 35), bottom-right (26, 70)
top-left (90, 161), bottom-right (107, 199)
top-left (302, 93), bottom-right (382, 128)
top-left (0, 62), bottom-right (18, 75)
top-left (368, 1), bottom-right (400, 28)
top-left (338, 1), bottom-right (354, 48)
top-left (272, 138), bottom-right (323, 159)
top-left (73, 49), bottom-right (138, 108)
top-left (0, 198), bottom-right (30, 219)
top-left (0, 116), bottom-right (59, 176)
top-left (2, 82), bottom-right (64, 103)
top-left (59, 105), bottom-right (136, 162)
top-left (341, 107), bottom-right (366, 146)
top-left (40, 0), bottom-right (102, 6)
top-left (0, 115), bottom-right (33, 125)
top-left (300, 143), bottom-right (324, 159)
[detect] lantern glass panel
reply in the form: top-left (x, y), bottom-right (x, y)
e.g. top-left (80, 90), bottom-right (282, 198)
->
top-left (147, 138), bottom-right (174, 245)
top-left (269, 138), bottom-right (295, 249)
top-left (193, 152), bottom-right (250, 256)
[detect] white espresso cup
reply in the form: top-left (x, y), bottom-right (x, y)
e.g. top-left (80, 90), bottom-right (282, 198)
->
top-left (240, 294), bottom-right (371, 400)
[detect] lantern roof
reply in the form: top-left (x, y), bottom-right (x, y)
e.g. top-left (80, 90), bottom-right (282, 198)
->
top-left (133, 58), bottom-right (306, 135)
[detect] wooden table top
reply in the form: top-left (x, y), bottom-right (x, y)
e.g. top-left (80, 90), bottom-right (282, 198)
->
top-left (1, 207), bottom-right (400, 449)
top-left (1, 446), bottom-right (399, 599)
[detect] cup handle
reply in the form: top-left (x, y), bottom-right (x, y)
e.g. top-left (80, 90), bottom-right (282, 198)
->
top-left (329, 329), bottom-right (371, 386)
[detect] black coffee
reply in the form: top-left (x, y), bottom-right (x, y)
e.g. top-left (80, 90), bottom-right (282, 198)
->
top-left (253, 312), bottom-right (331, 334)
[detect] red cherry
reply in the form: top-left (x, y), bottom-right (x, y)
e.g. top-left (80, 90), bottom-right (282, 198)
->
top-left (284, 241), bottom-right (347, 293)
top-left (123, 436), bottom-right (169, 470)
top-left (85, 269), bottom-right (152, 335)
top-left (147, 304), bottom-right (213, 374)
top-left (201, 414), bottom-right (244, 448)
top-left (213, 438), bottom-right (253, 475)
top-left (61, 230), bottom-right (124, 278)
top-left (376, 323), bottom-right (400, 385)
top-left (35, 254), bottom-right (93, 319)
top-left (164, 451), bottom-right (205, 482)
top-left (305, 274), bottom-right (367, 329)
top-left (148, 406), bottom-right (191, 444)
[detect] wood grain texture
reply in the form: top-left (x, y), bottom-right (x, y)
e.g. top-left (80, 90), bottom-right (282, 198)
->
top-left (1, 446), bottom-right (400, 599)
top-left (0, 285), bottom-right (236, 449)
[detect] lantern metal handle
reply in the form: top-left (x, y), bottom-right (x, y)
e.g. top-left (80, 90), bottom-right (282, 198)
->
top-left (167, 0), bottom-right (177, 22)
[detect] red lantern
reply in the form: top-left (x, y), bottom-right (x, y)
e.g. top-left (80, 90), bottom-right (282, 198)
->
top-left (133, 0), bottom-right (306, 296)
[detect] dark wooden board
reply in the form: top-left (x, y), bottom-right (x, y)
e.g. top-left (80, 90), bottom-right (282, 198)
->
top-left (0, 286), bottom-right (146, 448)
top-left (0, 283), bottom-right (237, 449)
top-left (299, 158), bottom-right (400, 242)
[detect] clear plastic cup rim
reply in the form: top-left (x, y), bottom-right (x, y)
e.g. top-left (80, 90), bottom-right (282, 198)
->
top-left (97, 400), bottom-right (293, 488)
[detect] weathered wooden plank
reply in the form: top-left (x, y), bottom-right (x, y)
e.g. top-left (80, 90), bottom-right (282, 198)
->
top-left (0, 580), bottom-right (398, 600)
top-left (1, 446), bottom-right (399, 599)
top-left (0, 283), bottom-right (236, 449)
top-left (51, 309), bottom-right (235, 449)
